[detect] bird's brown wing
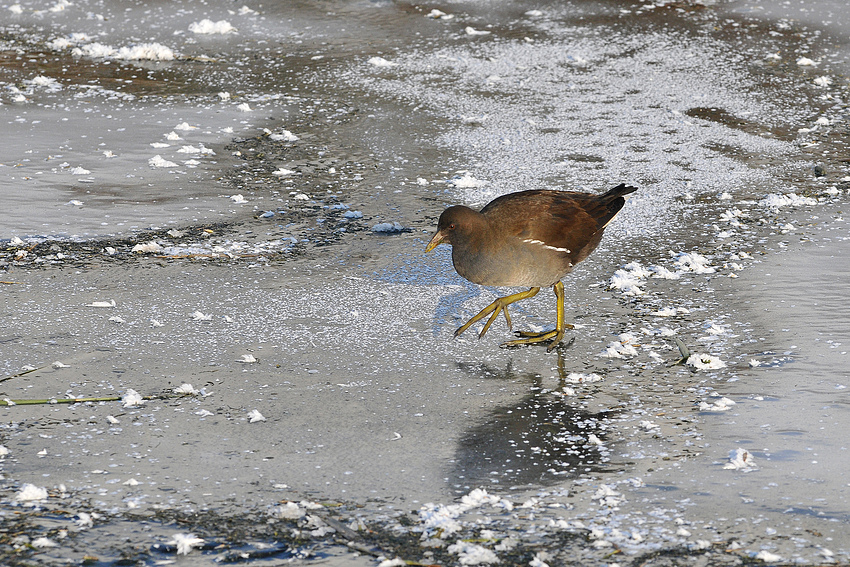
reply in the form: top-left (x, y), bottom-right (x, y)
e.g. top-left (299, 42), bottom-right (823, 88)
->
top-left (480, 190), bottom-right (607, 261)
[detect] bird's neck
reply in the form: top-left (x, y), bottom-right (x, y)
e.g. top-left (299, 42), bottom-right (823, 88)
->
top-left (451, 214), bottom-right (501, 285)
top-left (455, 213), bottom-right (493, 252)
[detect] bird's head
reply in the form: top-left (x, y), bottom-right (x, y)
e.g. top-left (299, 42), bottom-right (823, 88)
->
top-left (425, 205), bottom-right (479, 252)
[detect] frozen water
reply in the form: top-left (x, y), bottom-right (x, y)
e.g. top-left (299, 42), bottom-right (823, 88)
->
top-left (1, 0), bottom-right (850, 565)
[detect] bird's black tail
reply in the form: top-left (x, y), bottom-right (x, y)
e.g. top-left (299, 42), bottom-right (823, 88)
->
top-left (596, 183), bottom-right (638, 230)
top-left (603, 183), bottom-right (639, 199)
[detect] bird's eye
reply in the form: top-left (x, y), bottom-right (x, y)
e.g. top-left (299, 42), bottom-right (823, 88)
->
top-left (449, 223), bottom-right (456, 230)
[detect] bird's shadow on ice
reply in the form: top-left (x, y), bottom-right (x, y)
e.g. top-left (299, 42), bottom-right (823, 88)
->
top-left (367, 245), bottom-right (541, 336)
top-left (432, 280), bottom-right (482, 337)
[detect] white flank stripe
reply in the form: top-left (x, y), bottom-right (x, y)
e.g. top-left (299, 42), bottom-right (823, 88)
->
top-left (523, 239), bottom-right (570, 253)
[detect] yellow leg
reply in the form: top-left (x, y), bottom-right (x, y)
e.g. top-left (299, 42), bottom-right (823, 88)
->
top-left (502, 281), bottom-right (574, 352)
top-left (455, 287), bottom-right (540, 339)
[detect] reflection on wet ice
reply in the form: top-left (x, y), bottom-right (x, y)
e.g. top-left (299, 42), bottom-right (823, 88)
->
top-left (452, 355), bottom-right (617, 489)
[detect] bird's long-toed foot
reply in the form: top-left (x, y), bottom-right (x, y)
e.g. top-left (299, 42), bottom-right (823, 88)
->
top-left (454, 287), bottom-right (540, 339)
top-left (499, 281), bottom-right (571, 352)
top-left (501, 323), bottom-right (575, 351)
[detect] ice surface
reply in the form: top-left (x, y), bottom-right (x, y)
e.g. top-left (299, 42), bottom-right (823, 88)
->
top-left (1, 0), bottom-right (850, 564)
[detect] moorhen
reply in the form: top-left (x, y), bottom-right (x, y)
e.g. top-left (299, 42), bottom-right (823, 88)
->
top-left (426, 183), bottom-right (637, 351)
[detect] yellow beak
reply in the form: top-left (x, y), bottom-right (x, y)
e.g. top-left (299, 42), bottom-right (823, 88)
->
top-left (425, 231), bottom-right (446, 253)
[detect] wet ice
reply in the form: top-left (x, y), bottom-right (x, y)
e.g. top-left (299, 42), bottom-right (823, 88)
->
top-left (2, 0), bottom-right (850, 564)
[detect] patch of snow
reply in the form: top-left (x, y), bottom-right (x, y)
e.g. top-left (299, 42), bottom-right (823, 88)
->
top-left (447, 172), bottom-right (488, 188)
top-left (673, 252), bottom-right (715, 274)
top-left (372, 221), bottom-right (406, 233)
top-left (189, 19), bottom-right (236, 34)
top-left (426, 9), bottom-right (453, 19)
top-left (759, 192), bottom-right (817, 209)
top-left (270, 129), bottom-right (299, 142)
top-left (168, 533), bottom-right (205, 555)
top-left (564, 372), bottom-right (602, 383)
top-left (121, 389), bottom-right (145, 408)
top-left (131, 241), bottom-right (162, 253)
top-left (687, 353), bottom-right (726, 370)
top-left (699, 396), bottom-right (736, 411)
top-left (465, 27), bottom-right (492, 36)
top-left (448, 541), bottom-right (499, 564)
top-left (148, 155), bottom-right (177, 168)
top-left (15, 483), bottom-right (48, 503)
top-left (368, 56), bottom-right (398, 67)
top-left (724, 447), bottom-right (757, 471)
